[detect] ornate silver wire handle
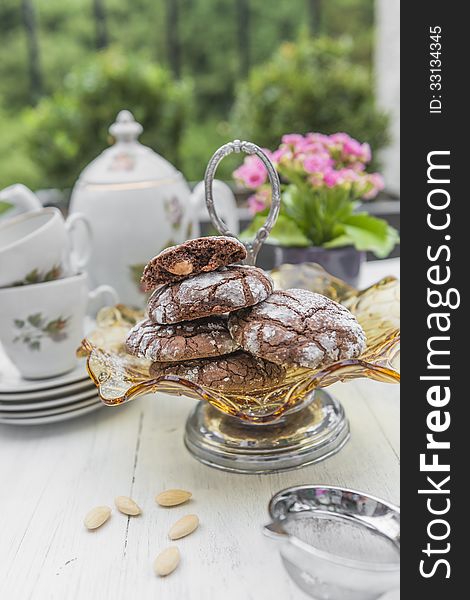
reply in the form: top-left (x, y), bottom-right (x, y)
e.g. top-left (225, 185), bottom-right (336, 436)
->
top-left (204, 140), bottom-right (281, 265)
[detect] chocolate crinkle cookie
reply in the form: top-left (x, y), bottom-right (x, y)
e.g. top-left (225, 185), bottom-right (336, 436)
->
top-left (125, 316), bottom-right (239, 362)
top-left (228, 288), bottom-right (367, 370)
top-left (149, 351), bottom-right (286, 392)
top-left (147, 265), bottom-right (273, 324)
top-left (141, 236), bottom-right (247, 289)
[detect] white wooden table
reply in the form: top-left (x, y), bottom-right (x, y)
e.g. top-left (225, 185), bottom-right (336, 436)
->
top-left (0, 260), bottom-right (400, 600)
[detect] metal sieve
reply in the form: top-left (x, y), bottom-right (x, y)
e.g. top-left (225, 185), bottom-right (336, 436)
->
top-left (265, 484), bottom-right (400, 600)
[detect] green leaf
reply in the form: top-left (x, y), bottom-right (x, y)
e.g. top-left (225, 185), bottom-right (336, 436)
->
top-left (25, 269), bottom-right (40, 284)
top-left (30, 340), bottom-right (41, 351)
top-left (280, 185), bottom-right (357, 246)
top-left (27, 313), bottom-right (44, 328)
top-left (44, 266), bottom-right (61, 282)
top-left (14, 319), bottom-right (25, 328)
top-left (44, 317), bottom-right (68, 334)
top-left (281, 186), bottom-right (310, 229)
top-left (324, 213), bottom-right (399, 258)
top-left (240, 213), bottom-right (311, 247)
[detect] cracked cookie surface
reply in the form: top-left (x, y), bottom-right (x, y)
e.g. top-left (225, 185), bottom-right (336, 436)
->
top-left (149, 351), bottom-right (286, 392)
top-left (147, 265), bottom-right (274, 324)
top-left (228, 288), bottom-right (366, 369)
top-left (126, 316), bottom-right (239, 362)
top-left (141, 236), bottom-right (247, 289)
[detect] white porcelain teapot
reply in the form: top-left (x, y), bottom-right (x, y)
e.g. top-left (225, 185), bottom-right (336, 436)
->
top-left (69, 110), bottom-right (238, 307)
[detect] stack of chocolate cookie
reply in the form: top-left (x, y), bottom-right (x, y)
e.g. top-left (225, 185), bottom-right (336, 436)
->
top-left (126, 236), bottom-right (366, 392)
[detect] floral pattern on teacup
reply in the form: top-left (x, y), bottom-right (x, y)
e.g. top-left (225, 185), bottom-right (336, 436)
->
top-left (13, 265), bottom-right (62, 287)
top-left (13, 313), bottom-right (70, 351)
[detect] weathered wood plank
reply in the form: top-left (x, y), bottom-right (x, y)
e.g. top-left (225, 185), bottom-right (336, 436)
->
top-left (0, 379), bottom-right (399, 600)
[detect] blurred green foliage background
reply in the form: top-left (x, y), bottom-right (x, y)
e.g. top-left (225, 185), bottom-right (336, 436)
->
top-left (0, 0), bottom-right (385, 190)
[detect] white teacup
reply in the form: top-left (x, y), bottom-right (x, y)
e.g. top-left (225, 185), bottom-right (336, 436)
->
top-left (0, 207), bottom-right (91, 288)
top-left (0, 273), bottom-right (117, 379)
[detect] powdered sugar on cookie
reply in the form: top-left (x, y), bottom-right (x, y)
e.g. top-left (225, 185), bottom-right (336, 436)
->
top-left (228, 288), bottom-right (366, 369)
top-left (147, 265), bottom-right (273, 324)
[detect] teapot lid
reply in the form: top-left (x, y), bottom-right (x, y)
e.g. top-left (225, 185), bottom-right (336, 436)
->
top-left (75, 110), bottom-right (182, 186)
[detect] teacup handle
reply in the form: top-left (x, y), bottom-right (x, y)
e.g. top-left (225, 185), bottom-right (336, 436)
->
top-left (0, 184), bottom-right (42, 215)
top-left (204, 140), bottom-right (281, 265)
top-left (87, 285), bottom-right (119, 314)
top-left (65, 212), bottom-right (93, 272)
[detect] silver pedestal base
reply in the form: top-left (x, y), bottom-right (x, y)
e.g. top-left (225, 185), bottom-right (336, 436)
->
top-left (184, 390), bottom-right (350, 474)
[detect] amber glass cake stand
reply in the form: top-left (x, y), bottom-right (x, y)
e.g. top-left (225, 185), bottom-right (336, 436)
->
top-left (80, 261), bottom-right (400, 473)
top-left (184, 390), bottom-right (349, 473)
top-left (79, 141), bottom-right (400, 474)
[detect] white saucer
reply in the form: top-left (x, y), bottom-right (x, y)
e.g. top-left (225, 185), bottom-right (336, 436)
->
top-left (0, 377), bottom-right (95, 402)
top-left (0, 386), bottom-right (101, 412)
top-left (0, 395), bottom-right (101, 419)
top-left (0, 401), bottom-right (105, 426)
top-left (0, 349), bottom-right (89, 394)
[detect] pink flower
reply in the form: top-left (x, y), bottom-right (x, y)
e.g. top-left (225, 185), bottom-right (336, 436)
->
top-left (343, 138), bottom-right (362, 156)
top-left (271, 146), bottom-right (292, 165)
top-left (329, 133), bottom-right (371, 164)
top-left (306, 132), bottom-right (331, 146)
top-left (363, 173), bottom-right (385, 199)
top-left (349, 161), bottom-right (366, 173)
top-left (247, 187), bottom-right (271, 214)
top-left (359, 143), bottom-right (371, 163)
top-left (303, 153), bottom-right (333, 174)
top-left (233, 156), bottom-right (267, 190)
top-left (282, 133), bottom-right (305, 146)
top-left (294, 141), bottom-right (324, 158)
top-left (344, 140), bottom-right (370, 163)
top-left (329, 132), bottom-right (352, 145)
top-left (322, 167), bottom-right (360, 188)
top-left (246, 170), bottom-right (266, 188)
top-left (337, 168), bottom-right (361, 184)
top-left (232, 132), bottom-right (381, 201)
top-left (323, 169), bottom-right (342, 188)
top-left (247, 194), bottom-right (266, 214)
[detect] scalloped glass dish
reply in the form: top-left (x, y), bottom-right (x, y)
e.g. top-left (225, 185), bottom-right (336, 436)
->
top-left (79, 263), bottom-right (399, 419)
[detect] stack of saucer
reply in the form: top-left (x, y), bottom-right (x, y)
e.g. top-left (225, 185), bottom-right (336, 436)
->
top-left (0, 347), bottom-right (102, 426)
top-left (0, 199), bottom-right (117, 408)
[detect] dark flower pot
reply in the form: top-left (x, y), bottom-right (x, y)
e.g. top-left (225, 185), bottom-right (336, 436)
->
top-left (273, 245), bottom-right (365, 288)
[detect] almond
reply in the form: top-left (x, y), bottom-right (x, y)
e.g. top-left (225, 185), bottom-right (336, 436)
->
top-left (84, 505), bottom-right (111, 530)
top-left (169, 260), bottom-right (193, 275)
top-left (156, 489), bottom-right (192, 507)
top-left (168, 514), bottom-right (199, 540)
top-left (115, 496), bottom-right (141, 516)
top-left (154, 546), bottom-right (180, 576)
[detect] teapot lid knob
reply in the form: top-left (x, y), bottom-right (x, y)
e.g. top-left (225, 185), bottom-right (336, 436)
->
top-left (109, 110), bottom-right (143, 143)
